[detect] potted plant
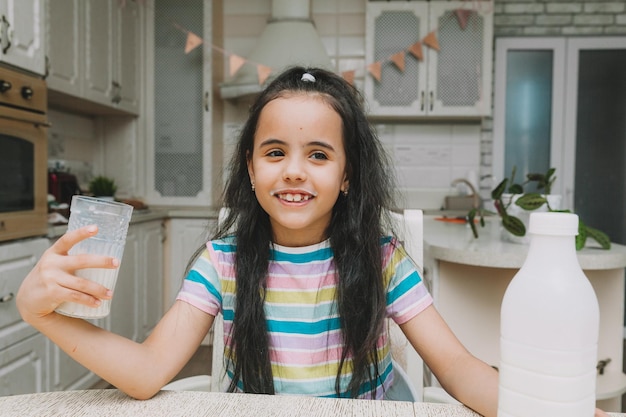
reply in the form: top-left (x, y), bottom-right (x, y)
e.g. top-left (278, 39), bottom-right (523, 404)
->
top-left (467, 167), bottom-right (611, 250)
top-left (88, 175), bottom-right (117, 200)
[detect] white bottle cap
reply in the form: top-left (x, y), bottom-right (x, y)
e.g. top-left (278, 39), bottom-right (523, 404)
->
top-left (528, 212), bottom-right (579, 236)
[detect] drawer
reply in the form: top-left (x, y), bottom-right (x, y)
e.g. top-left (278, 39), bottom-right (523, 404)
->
top-left (0, 333), bottom-right (47, 395)
top-left (0, 238), bottom-right (48, 350)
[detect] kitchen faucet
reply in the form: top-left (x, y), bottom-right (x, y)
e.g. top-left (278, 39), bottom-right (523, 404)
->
top-left (450, 178), bottom-right (481, 210)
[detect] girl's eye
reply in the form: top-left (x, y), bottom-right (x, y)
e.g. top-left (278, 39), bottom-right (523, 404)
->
top-left (266, 149), bottom-right (284, 157)
top-left (311, 151), bottom-right (328, 160)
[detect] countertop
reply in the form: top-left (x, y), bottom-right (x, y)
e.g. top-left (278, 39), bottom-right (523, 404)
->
top-left (48, 206), bottom-right (219, 239)
top-left (424, 216), bottom-right (626, 270)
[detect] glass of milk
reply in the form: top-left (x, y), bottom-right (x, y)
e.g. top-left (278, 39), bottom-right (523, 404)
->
top-left (55, 195), bottom-right (133, 319)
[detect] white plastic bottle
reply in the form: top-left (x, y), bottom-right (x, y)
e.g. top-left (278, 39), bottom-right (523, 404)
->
top-left (498, 212), bottom-right (599, 417)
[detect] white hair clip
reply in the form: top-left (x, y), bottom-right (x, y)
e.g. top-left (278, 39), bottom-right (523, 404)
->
top-left (301, 73), bottom-right (316, 83)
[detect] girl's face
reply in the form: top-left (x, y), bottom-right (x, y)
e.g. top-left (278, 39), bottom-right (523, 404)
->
top-left (248, 93), bottom-right (348, 247)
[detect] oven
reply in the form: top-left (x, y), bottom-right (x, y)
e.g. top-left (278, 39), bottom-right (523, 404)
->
top-left (0, 66), bottom-right (48, 242)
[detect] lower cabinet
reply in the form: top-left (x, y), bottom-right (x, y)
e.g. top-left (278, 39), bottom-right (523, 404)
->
top-left (163, 218), bottom-right (214, 310)
top-left (0, 237), bottom-right (49, 394)
top-left (0, 333), bottom-right (47, 395)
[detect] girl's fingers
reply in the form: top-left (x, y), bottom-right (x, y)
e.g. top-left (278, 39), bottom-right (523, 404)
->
top-left (53, 225), bottom-right (99, 254)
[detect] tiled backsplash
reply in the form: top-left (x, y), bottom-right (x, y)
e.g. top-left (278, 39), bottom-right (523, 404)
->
top-left (376, 123), bottom-right (481, 209)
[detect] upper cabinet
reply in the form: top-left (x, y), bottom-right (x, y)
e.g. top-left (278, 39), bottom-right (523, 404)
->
top-left (365, 1), bottom-right (493, 118)
top-left (0, 0), bottom-right (45, 75)
top-left (45, 0), bottom-right (141, 114)
top-left (145, 0), bottom-right (219, 206)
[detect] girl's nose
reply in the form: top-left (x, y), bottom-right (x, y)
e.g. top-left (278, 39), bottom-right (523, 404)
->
top-left (283, 157), bottom-right (306, 182)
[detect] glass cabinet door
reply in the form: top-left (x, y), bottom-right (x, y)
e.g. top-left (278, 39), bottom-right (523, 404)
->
top-left (147, 0), bottom-right (214, 206)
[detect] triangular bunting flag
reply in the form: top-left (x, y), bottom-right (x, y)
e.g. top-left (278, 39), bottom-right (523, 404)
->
top-left (455, 9), bottom-right (473, 30)
top-left (408, 41), bottom-right (423, 61)
top-left (184, 32), bottom-right (203, 54)
top-left (257, 64), bottom-right (273, 85)
top-left (341, 70), bottom-right (355, 85)
top-left (422, 31), bottom-right (440, 51)
top-left (367, 62), bottom-right (382, 82)
top-left (229, 54), bottom-right (246, 77)
top-left (391, 51), bottom-right (405, 72)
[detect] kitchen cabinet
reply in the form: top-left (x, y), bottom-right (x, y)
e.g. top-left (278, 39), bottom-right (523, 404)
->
top-left (145, 0), bottom-right (221, 206)
top-left (163, 218), bottom-right (213, 310)
top-left (45, 0), bottom-right (141, 114)
top-left (0, 238), bottom-right (49, 394)
top-left (364, 1), bottom-right (492, 118)
top-left (108, 219), bottom-right (165, 341)
top-left (0, 0), bottom-right (45, 75)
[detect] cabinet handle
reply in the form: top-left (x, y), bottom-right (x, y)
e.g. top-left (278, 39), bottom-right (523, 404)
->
top-left (420, 91), bottom-right (425, 111)
top-left (111, 81), bottom-right (122, 104)
top-left (0, 292), bottom-right (14, 303)
top-left (0, 15), bottom-right (12, 54)
top-left (429, 91), bottom-right (434, 112)
top-left (204, 91), bottom-right (209, 112)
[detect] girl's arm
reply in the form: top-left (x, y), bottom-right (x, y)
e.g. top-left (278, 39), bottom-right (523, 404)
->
top-left (17, 226), bottom-right (214, 400)
top-left (400, 304), bottom-right (498, 417)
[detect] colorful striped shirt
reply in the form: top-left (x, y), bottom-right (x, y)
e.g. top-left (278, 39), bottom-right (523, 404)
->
top-left (176, 236), bottom-right (433, 399)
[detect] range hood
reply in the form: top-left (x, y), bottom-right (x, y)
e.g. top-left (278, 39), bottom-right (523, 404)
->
top-left (219, 0), bottom-right (333, 99)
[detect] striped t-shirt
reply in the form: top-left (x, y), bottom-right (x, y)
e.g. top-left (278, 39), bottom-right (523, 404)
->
top-left (176, 236), bottom-right (432, 399)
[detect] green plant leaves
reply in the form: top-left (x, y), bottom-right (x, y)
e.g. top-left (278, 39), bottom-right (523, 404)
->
top-left (502, 215), bottom-right (526, 237)
top-left (514, 193), bottom-right (547, 211)
top-left (576, 220), bottom-right (588, 250)
top-left (586, 226), bottom-right (611, 250)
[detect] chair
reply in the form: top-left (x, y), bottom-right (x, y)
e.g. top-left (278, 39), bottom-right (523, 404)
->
top-left (164, 208), bottom-right (457, 403)
top-left (387, 209), bottom-right (459, 404)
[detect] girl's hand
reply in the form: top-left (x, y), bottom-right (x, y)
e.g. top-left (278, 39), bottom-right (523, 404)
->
top-left (595, 408), bottom-right (610, 417)
top-left (16, 225), bottom-right (117, 324)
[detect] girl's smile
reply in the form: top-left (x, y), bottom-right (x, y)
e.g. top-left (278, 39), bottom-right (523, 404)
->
top-left (248, 93), bottom-right (348, 247)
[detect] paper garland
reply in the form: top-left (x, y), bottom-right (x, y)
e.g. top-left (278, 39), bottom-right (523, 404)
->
top-left (124, 1), bottom-right (483, 89)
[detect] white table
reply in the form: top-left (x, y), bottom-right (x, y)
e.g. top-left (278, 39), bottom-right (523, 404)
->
top-left (0, 389), bottom-right (624, 417)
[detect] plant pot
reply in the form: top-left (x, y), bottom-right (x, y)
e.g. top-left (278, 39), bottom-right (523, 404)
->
top-left (500, 194), bottom-right (562, 244)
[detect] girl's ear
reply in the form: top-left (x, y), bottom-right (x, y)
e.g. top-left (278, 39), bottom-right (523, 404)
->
top-left (341, 175), bottom-right (349, 194)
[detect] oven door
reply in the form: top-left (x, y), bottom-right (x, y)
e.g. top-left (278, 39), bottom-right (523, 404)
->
top-left (0, 113), bottom-right (48, 242)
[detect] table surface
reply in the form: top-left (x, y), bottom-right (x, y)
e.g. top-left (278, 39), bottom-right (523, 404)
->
top-left (0, 390), bottom-right (624, 417)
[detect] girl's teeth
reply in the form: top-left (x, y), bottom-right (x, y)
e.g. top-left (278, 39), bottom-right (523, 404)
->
top-left (280, 193), bottom-right (309, 202)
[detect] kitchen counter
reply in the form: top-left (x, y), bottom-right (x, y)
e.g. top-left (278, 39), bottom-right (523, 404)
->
top-left (47, 205), bottom-right (219, 239)
top-left (424, 215), bottom-right (626, 269)
top-left (422, 215), bottom-right (626, 412)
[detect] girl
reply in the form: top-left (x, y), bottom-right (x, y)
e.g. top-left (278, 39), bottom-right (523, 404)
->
top-left (17, 67), bottom-right (502, 414)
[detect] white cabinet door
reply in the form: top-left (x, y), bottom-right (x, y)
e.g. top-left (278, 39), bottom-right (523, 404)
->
top-left (83, 0), bottom-right (115, 107)
top-left (113, 0), bottom-right (141, 113)
top-left (146, 0), bottom-right (214, 206)
top-left (163, 218), bottom-right (213, 309)
top-left (0, 0), bottom-right (45, 75)
top-left (0, 334), bottom-right (47, 395)
top-left (45, 0), bottom-right (81, 96)
top-left (365, 1), bottom-right (492, 118)
top-left (0, 237), bottom-right (50, 395)
top-left (108, 222), bottom-right (140, 342)
top-left (138, 220), bottom-right (164, 339)
top-left (45, 0), bottom-right (141, 114)
top-left (427, 1), bottom-right (492, 117)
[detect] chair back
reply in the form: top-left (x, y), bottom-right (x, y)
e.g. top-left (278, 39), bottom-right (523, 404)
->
top-left (387, 209), bottom-right (425, 401)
